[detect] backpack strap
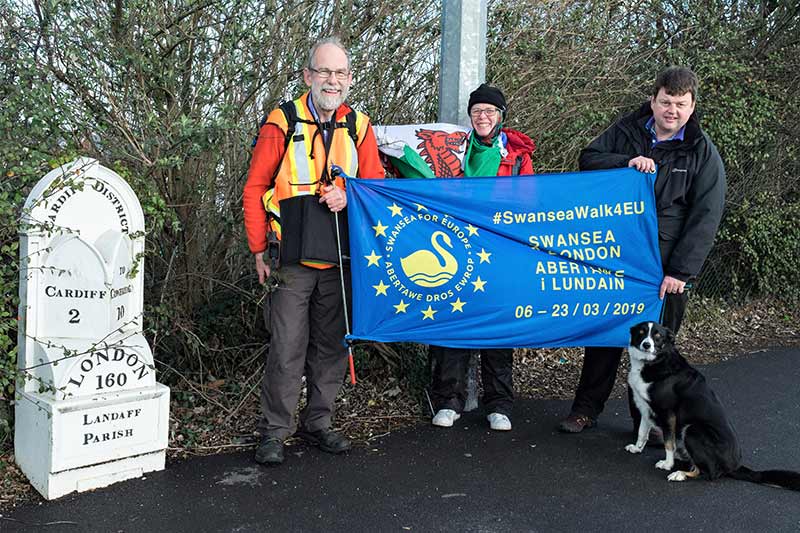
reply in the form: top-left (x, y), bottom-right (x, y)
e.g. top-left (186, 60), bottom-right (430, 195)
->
top-left (254, 100), bottom-right (360, 148)
top-left (278, 100), bottom-right (300, 149)
top-left (344, 109), bottom-right (359, 145)
top-left (330, 110), bottom-right (359, 145)
top-left (252, 101), bottom-right (362, 191)
top-left (251, 99), bottom-right (316, 148)
top-left (278, 100), bottom-right (319, 146)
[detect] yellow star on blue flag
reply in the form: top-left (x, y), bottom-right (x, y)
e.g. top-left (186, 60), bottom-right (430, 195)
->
top-left (471, 276), bottom-right (487, 292)
top-left (373, 280), bottom-right (389, 296)
top-left (450, 298), bottom-right (466, 312)
top-left (372, 220), bottom-right (388, 237)
top-left (365, 250), bottom-right (382, 267)
top-left (388, 203), bottom-right (403, 217)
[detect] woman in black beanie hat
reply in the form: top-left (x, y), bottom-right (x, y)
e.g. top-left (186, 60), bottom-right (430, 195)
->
top-left (429, 83), bottom-right (536, 432)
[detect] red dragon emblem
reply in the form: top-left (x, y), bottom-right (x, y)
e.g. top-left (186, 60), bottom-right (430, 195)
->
top-left (415, 129), bottom-right (467, 177)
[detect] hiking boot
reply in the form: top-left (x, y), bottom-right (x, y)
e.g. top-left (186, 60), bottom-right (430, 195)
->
top-left (432, 409), bottom-right (461, 428)
top-left (557, 413), bottom-right (596, 433)
top-left (297, 428), bottom-right (351, 454)
top-left (487, 412), bottom-right (512, 431)
top-left (254, 437), bottom-right (284, 465)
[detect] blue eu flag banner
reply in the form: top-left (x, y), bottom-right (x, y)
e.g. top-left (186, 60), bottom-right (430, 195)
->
top-left (346, 168), bottom-right (663, 348)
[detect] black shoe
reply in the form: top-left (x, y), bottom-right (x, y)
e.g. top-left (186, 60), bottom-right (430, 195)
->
top-left (557, 413), bottom-right (597, 433)
top-left (255, 437), bottom-right (284, 465)
top-left (297, 428), bottom-right (351, 454)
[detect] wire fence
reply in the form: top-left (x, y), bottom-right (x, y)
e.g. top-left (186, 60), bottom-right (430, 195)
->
top-left (696, 150), bottom-right (800, 302)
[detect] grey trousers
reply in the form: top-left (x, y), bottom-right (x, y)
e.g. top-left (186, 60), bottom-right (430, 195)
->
top-left (258, 263), bottom-right (350, 440)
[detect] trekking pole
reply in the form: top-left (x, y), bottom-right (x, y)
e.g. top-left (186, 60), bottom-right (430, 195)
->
top-left (328, 165), bottom-right (356, 385)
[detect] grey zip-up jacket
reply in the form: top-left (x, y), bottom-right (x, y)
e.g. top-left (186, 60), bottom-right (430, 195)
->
top-left (579, 102), bottom-right (726, 281)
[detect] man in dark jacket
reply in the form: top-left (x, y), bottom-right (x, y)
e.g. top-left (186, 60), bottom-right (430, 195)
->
top-left (558, 66), bottom-right (726, 434)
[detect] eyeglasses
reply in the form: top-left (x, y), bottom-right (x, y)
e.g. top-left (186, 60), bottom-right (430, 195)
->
top-left (470, 107), bottom-right (500, 118)
top-left (308, 67), bottom-right (350, 80)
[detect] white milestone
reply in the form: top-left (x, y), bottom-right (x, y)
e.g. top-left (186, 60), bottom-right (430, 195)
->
top-left (15, 157), bottom-right (169, 499)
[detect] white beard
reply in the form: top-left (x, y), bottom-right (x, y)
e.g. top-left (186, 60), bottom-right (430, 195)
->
top-left (312, 83), bottom-right (348, 113)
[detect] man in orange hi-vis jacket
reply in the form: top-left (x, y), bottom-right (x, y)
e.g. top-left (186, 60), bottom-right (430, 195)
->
top-left (243, 36), bottom-right (384, 466)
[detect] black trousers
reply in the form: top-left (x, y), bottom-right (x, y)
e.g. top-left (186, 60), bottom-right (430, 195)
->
top-left (569, 292), bottom-right (689, 422)
top-left (429, 346), bottom-right (514, 416)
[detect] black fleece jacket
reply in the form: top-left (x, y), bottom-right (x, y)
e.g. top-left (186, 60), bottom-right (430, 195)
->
top-left (579, 102), bottom-right (726, 281)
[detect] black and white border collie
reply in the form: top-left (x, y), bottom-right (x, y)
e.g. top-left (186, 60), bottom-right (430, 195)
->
top-left (626, 321), bottom-right (800, 490)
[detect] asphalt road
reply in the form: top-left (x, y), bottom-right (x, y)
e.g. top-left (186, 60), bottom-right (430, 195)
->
top-left (3, 347), bottom-right (800, 532)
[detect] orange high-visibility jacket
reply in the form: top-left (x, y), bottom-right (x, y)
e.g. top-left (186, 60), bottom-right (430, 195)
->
top-left (243, 92), bottom-right (384, 255)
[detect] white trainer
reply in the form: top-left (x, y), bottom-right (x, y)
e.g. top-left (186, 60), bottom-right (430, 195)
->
top-left (487, 412), bottom-right (512, 431)
top-left (432, 409), bottom-right (461, 427)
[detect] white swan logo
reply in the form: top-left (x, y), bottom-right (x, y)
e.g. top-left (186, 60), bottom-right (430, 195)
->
top-left (400, 231), bottom-right (458, 287)
top-left (369, 204), bottom-right (486, 317)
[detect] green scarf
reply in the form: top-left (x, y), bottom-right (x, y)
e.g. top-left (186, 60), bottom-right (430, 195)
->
top-left (463, 128), bottom-right (502, 177)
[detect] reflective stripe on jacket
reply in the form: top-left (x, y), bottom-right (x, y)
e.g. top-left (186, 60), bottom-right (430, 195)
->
top-left (263, 93), bottom-right (368, 240)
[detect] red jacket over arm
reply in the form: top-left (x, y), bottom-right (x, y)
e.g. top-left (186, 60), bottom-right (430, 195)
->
top-left (243, 103), bottom-right (384, 254)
